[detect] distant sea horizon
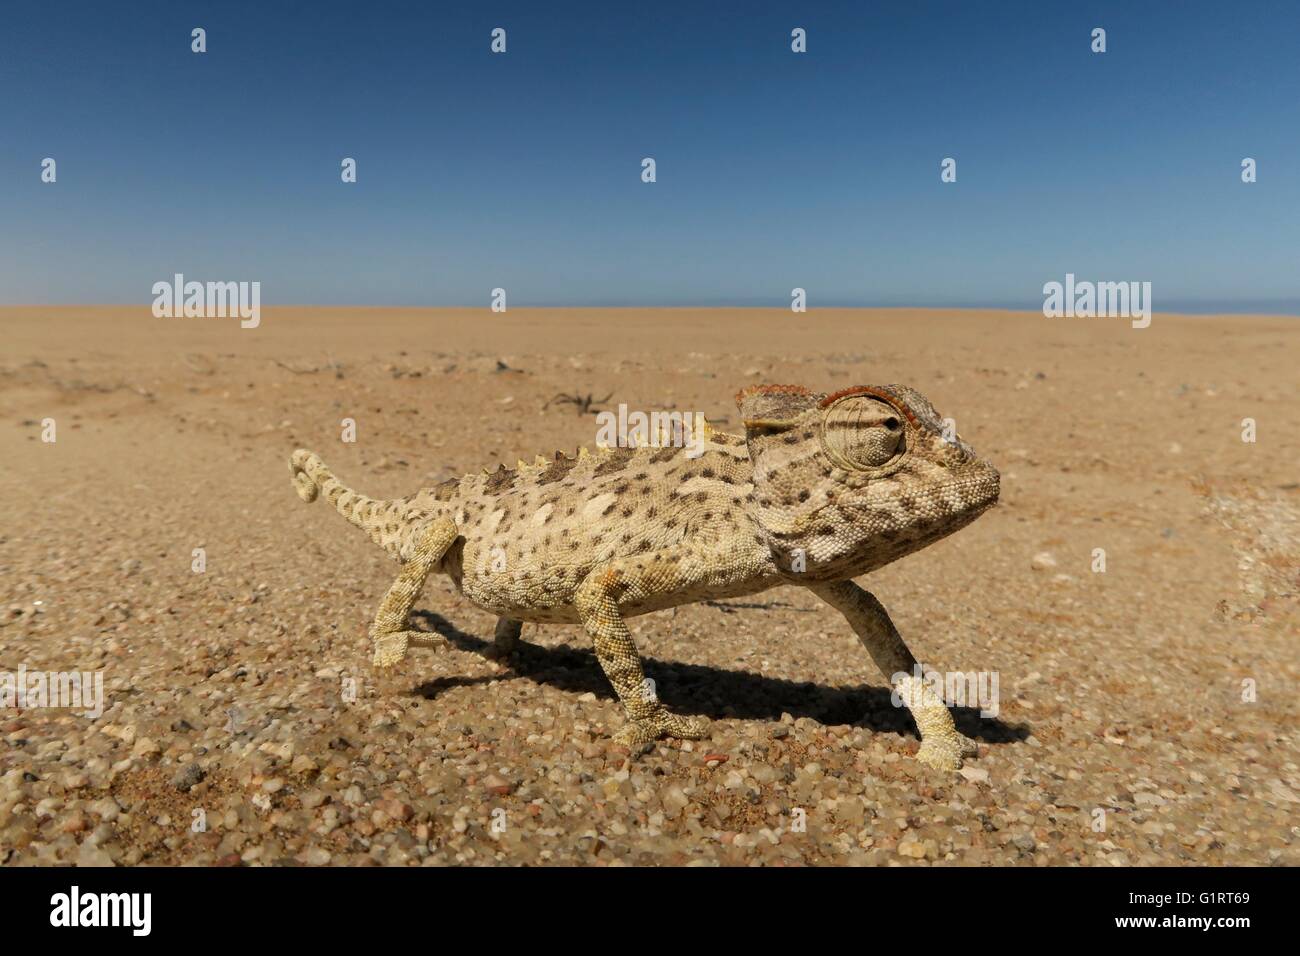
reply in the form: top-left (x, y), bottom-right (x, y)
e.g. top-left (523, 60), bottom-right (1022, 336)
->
top-left (3, 299), bottom-right (1297, 316)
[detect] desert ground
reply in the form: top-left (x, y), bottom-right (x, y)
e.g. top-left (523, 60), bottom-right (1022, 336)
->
top-left (1, 305), bottom-right (1296, 866)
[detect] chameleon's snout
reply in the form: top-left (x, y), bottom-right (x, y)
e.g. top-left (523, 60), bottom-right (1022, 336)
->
top-left (971, 460), bottom-right (1001, 515)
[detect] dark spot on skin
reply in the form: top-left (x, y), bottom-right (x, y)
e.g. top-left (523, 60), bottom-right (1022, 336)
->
top-left (650, 447), bottom-right (677, 463)
top-left (798, 490), bottom-right (810, 503)
top-left (538, 456), bottom-right (578, 485)
top-left (432, 478), bottom-right (460, 502)
top-left (484, 467), bottom-right (516, 495)
top-left (594, 447), bottom-right (636, 476)
top-left (700, 468), bottom-right (715, 479)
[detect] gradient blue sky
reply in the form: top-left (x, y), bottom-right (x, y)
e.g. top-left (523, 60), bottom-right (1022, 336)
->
top-left (2, 1), bottom-right (1296, 310)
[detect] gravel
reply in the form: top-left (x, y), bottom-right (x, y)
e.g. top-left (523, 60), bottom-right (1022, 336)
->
top-left (1, 306), bottom-right (1296, 866)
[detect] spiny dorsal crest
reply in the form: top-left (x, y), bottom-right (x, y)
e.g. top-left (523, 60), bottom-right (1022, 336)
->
top-left (595, 415), bottom-right (715, 449)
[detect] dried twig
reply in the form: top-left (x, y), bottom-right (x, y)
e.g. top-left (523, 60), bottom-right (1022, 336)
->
top-left (544, 391), bottom-right (614, 415)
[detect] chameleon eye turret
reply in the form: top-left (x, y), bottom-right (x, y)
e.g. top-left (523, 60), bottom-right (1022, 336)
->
top-left (820, 391), bottom-right (908, 471)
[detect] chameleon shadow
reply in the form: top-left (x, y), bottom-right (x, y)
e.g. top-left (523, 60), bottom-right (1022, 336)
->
top-left (408, 610), bottom-right (1029, 746)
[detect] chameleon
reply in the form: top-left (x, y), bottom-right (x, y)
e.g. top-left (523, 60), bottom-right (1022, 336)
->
top-left (288, 383), bottom-right (1000, 770)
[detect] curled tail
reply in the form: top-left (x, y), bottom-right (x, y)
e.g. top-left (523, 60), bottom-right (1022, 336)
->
top-left (289, 449), bottom-right (408, 557)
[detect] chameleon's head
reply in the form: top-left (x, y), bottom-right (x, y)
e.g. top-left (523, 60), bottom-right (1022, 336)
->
top-left (736, 383), bottom-right (1000, 578)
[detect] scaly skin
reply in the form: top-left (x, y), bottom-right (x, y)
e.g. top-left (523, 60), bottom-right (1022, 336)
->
top-left (289, 383), bottom-right (1000, 770)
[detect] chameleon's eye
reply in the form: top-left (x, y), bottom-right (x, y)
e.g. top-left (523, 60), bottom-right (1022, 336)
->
top-left (821, 396), bottom-right (907, 471)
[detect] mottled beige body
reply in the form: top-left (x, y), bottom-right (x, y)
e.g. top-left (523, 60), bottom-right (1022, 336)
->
top-left (290, 382), bottom-right (1000, 769)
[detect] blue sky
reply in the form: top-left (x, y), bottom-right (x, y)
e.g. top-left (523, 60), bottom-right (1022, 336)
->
top-left (1, 0), bottom-right (1296, 310)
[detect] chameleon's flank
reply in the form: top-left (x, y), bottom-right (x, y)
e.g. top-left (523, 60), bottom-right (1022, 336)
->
top-left (289, 383), bottom-right (1000, 771)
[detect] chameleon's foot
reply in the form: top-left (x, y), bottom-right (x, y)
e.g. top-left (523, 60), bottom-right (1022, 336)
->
top-left (613, 708), bottom-right (709, 747)
top-left (915, 733), bottom-right (978, 771)
top-left (488, 618), bottom-right (523, 657)
top-left (371, 629), bottom-right (443, 669)
top-left (915, 738), bottom-right (962, 771)
top-left (372, 630), bottom-right (409, 669)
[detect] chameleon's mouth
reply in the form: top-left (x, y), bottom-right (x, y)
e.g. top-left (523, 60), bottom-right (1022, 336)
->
top-left (973, 464), bottom-right (1001, 513)
top-left (954, 464), bottom-right (1001, 524)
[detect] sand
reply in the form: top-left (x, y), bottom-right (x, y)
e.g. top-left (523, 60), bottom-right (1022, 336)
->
top-left (0, 305), bottom-right (1296, 866)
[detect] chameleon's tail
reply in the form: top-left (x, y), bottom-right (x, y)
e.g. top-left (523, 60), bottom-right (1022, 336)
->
top-left (289, 449), bottom-right (405, 556)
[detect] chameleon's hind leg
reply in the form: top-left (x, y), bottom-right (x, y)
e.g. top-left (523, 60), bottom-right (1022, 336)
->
top-left (808, 579), bottom-right (979, 771)
top-left (492, 617), bottom-right (523, 654)
top-left (575, 562), bottom-right (708, 746)
top-left (371, 517), bottom-right (458, 669)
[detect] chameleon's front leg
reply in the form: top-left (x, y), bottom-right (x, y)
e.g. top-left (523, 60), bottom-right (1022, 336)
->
top-left (370, 517), bottom-right (458, 669)
top-left (808, 579), bottom-right (978, 771)
top-left (574, 563), bottom-right (708, 746)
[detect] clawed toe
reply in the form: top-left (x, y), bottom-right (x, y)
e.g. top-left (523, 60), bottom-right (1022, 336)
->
top-left (371, 629), bottom-right (444, 669)
top-left (661, 712), bottom-right (709, 740)
top-left (614, 709), bottom-right (709, 746)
